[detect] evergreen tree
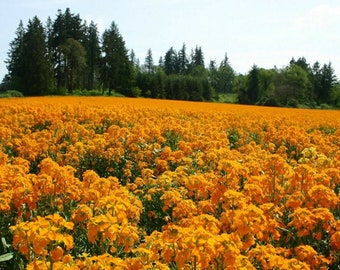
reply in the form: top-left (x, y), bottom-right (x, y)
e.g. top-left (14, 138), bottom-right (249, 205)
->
top-left (164, 47), bottom-right (178, 75)
top-left (238, 65), bottom-right (260, 104)
top-left (209, 60), bottom-right (217, 71)
top-left (216, 53), bottom-right (234, 93)
top-left (319, 62), bottom-right (337, 104)
top-left (144, 48), bottom-right (154, 73)
top-left (59, 38), bottom-right (87, 91)
top-left (290, 57), bottom-right (310, 72)
top-left (257, 68), bottom-right (276, 105)
top-left (191, 46), bottom-right (204, 68)
top-left (83, 21), bottom-right (101, 89)
top-left (101, 21), bottom-right (133, 96)
top-left (129, 49), bottom-right (139, 67)
top-left (45, 16), bottom-right (53, 54)
top-left (21, 16), bottom-right (54, 95)
top-left (154, 67), bottom-right (166, 98)
top-left (247, 65), bottom-right (260, 104)
top-left (158, 56), bottom-right (164, 68)
top-left (178, 43), bottom-right (189, 74)
top-left (50, 8), bottom-right (84, 89)
top-left (5, 20), bottom-right (25, 91)
top-left (312, 61), bottom-right (322, 102)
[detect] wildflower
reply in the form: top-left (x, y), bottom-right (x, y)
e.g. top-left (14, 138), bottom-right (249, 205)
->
top-left (330, 231), bottom-right (340, 251)
top-left (288, 208), bottom-right (316, 237)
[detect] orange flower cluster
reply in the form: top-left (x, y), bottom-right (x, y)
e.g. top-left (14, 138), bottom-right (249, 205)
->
top-left (0, 97), bottom-right (339, 269)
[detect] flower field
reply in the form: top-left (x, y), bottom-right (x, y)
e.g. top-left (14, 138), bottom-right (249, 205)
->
top-left (0, 97), bottom-right (339, 269)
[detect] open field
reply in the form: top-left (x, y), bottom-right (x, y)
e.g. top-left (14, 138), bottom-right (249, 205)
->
top-left (0, 97), bottom-right (339, 269)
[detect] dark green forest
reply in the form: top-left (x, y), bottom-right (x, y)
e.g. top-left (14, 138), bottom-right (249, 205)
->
top-left (1, 8), bottom-right (340, 108)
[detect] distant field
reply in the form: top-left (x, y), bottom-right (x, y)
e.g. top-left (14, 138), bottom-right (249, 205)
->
top-left (1, 97), bottom-right (339, 269)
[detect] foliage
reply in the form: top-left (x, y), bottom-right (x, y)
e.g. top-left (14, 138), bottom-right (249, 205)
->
top-left (216, 93), bottom-right (238, 103)
top-left (0, 97), bottom-right (340, 269)
top-left (2, 9), bottom-right (340, 105)
top-left (101, 21), bottom-right (134, 96)
top-left (0, 90), bottom-right (24, 98)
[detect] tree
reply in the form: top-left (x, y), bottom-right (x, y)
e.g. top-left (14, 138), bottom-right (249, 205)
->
top-left (290, 57), bottom-right (310, 73)
top-left (190, 46), bottom-right (204, 68)
top-left (129, 49), bottom-right (139, 67)
top-left (286, 64), bottom-right (311, 104)
top-left (50, 8), bottom-right (84, 89)
top-left (21, 16), bottom-right (54, 95)
top-left (45, 16), bottom-right (53, 54)
top-left (101, 21), bottom-right (133, 96)
top-left (215, 53), bottom-right (234, 93)
top-left (144, 48), bottom-right (154, 73)
top-left (317, 63), bottom-right (337, 104)
top-left (83, 21), bottom-right (101, 89)
top-left (164, 47), bottom-right (178, 75)
top-left (158, 56), bottom-right (164, 68)
top-left (271, 64), bottom-right (311, 106)
top-left (59, 38), bottom-right (87, 91)
top-left (257, 68), bottom-right (277, 105)
top-left (238, 65), bottom-right (260, 104)
top-left (178, 43), bottom-right (189, 74)
top-left (330, 82), bottom-right (340, 107)
top-left (5, 20), bottom-right (25, 91)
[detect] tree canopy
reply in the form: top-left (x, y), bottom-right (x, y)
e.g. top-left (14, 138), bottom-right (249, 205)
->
top-left (2, 8), bottom-right (339, 107)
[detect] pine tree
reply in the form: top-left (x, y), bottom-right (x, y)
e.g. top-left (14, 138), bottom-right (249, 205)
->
top-left (191, 46), bottom-right (204, 67)
top-left (21, 16), bottom-right (54, 95)
top-left (45, 16), bottom-right (53, 54)
top-left (164, 47), bottom-right (178, 75)
top-left (5, 20), bottom-right (25, 91)
top-left (238, 65), bottom-right (260, 104)
top-left (83, 21), bottom-right (101, 90)
top-left (247, 65), bottom-right (260, 104)
top-left (144, 48), bottom-right (154, 73)
top-left (59, 38), bottom-right (86, 92)
top-left (217, 53), bottom-right (235, 93)
top-left (50, 8), bottom-right (84, 90)
top-left (178, 43), bottom-right (189, 74)
top-left (101, 21), bottom-right (133, 96)
top-left (319, 62), bottom-right (337, 104)
top-left (129, 49), bottom-right (139, 67)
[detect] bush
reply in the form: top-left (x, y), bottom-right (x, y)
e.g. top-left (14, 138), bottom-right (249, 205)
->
top-left (319, 103), bottom-right (332, 110)
top-left (260, 96), bottom-right (280, 107)
top-left (0, 90), bottom-right (24, 98)
top-left (130, 87), bottom-right (142, 97)
top-left (52, 87), bottom-right (68, 96)
top-left (286, 98), bottom-right (299, 108)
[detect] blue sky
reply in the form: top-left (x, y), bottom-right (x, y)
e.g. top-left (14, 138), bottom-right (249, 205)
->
top-left (1, 0), bottom-right (340, 81)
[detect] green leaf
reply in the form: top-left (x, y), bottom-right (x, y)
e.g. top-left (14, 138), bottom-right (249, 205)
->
top-left (0, 253), bottom-right (13, 262)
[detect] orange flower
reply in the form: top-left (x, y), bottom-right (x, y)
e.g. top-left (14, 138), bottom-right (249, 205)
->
top-left (330, 231), bottom-right (340, 251)
top-left (50, 246), bottom-right (64, 262)
top-left (288, 207), bottom-right (316, 237)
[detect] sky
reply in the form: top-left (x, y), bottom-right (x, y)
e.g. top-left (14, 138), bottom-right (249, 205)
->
top-left (1, 0), bottom-right (340, 81)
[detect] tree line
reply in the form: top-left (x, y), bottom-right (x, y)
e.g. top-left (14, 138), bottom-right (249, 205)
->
top-left (1, 8), bottom-right (339, 107)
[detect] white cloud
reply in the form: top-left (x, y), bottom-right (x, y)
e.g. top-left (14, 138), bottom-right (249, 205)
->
top-left (295, 4), bottom-right (340, 29)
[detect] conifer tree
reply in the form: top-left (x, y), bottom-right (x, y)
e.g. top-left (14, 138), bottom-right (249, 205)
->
top-left (50, 8), bottom-right (84, 90)
top-left (59, 38), bottom-right (86, 91)
top-left (21, 16), bottom-right (54, 95)
top-left (5, 20), bottom-right (25, 91)
top-left (144, 48), bottom-right (154, 73)
top-left (101, 21), bottom-right (133, 96)
top-left (164, 47), bottom-right (178, 75)
top-left (83, 21), bottom-right (101, 90)
top-left (178, 43), bottom-right (189, 74)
